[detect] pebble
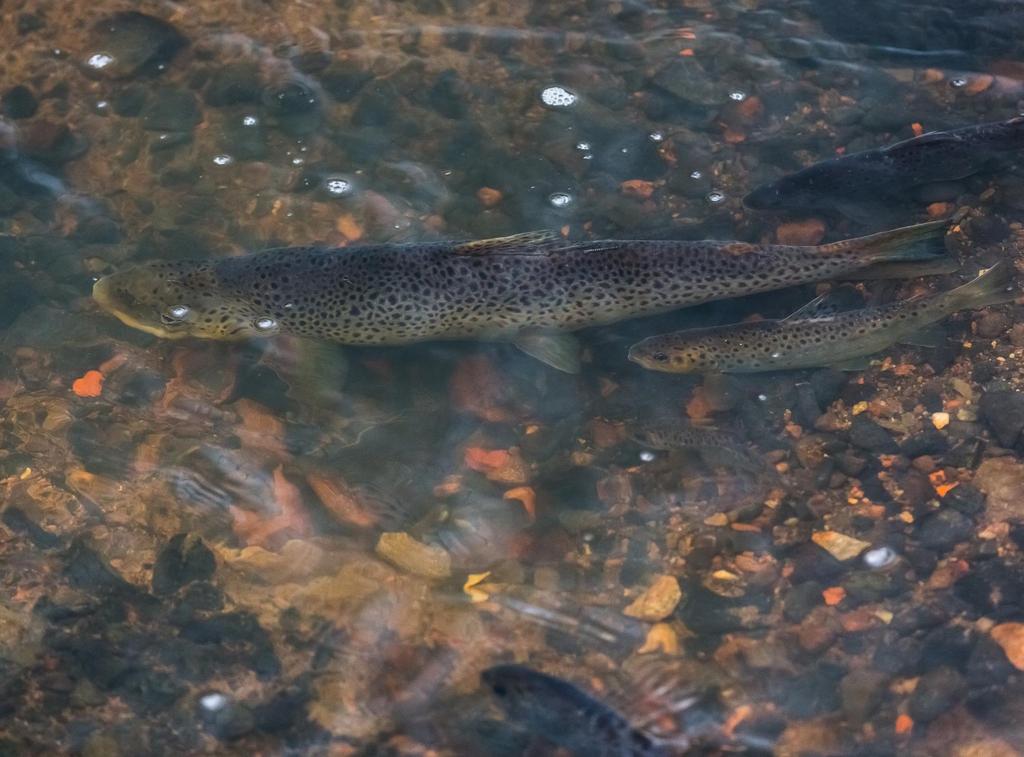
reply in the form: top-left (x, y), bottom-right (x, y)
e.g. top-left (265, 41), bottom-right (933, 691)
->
top-left (204, 63), bottom-right (262, 106)
top-left (85, 12), bottom-right (187, 80)
top-left (375, 532), bottom-right (451, 579)
top-left (775, 218), bottom-right (826, 246)
top-left (974, 457), bottom-right (1024, 518)
top-left (839, 669), bottom-right (888, 724)
top-left (152, 534), bottom-right (216, 595)
top-left (979, 389), bottom-right (1024, 449)
top-left (990, 623), bottom-right (1024, 671)
top-left (848, 417), bottom-right (899, 454)
top-left (812, 530), bottom-right (871, 562)
top-left (623, 574), bottom-right (682, 621)
top-left (918, 509), bottom-right (973, 551)
top-left (1, 86), bottom-right (38, 119)
top-left (650, 58), bottom-right (727, 106)
top-left (908, 666), bottom-right (966, 722)
top-left (976, 311), bottom-right (1010, 339)
top-left (797, 607), bottom-right (841, 653)
top-left (141, 88), bottom-right (201, 132)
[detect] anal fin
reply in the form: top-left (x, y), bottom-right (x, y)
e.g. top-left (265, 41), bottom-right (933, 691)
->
top-left (899, 324), bottom-right (946, 348)
top-left (513, 332), bottom-right (582, 373)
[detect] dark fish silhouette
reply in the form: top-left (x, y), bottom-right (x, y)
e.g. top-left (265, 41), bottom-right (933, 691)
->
top-left (745, 117), bottom-right (1024, 219)
top-left (482, 664), bottom-right (687, 756)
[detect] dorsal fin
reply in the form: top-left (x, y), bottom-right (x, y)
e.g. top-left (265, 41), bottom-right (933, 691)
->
top-left (453, 230), bottom-right (568, 255)
top-left (883, 130), bottom-right (957, 153)
top-left (782, 287), bottom-right (866, 322)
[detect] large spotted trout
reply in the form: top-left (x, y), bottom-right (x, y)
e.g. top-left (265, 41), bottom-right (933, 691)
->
top-left (93, 222), bottom-right (948, 372)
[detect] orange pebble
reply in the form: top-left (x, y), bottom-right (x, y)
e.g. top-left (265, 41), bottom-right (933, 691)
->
top-left (911, 122), bottom-right (925, 137)
top-left (72, 370), bottom-right (104, 398)
top-left (895, 714), bottom-right (914, 735)
top-left (822, 586), bottom-right (846, 606)
top-left (464, 447), bottom-right (511, 472)
top-left (503, 486), bottom-right (537, 522)
top-left (477, 187), bottom-right (503, 207)
top-left (620, 179), bottom-right (656, 199)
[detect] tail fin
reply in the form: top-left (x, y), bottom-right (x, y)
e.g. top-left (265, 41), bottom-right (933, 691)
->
top-left (821, 220), bottom-right (949, 264)
top-left (947, 261), bottom-right (1017, 310)
top-left (971, 115), bottom-right (1024, 152)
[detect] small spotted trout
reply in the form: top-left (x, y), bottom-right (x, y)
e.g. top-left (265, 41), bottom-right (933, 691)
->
top-left (482, 664), bottom-right (695, 756)
top-left (93, 223), bottom-right (948, 372)
top-left (629, 262), bottom-right (1015, 374)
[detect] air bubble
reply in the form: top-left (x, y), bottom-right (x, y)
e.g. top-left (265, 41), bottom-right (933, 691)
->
top-left (639, 451), bottom-right (656, 462)
top-left (575, 142), bottom-right (591, 151)
top-left (86, 53), bottom-right (114, 70)
top-left (212, 154), bottom-right (234, 166)
top-left (242, 115), bottom-right (258, 126)
top-left (770, 351), bottom-right (781, 359)
top-left (757, 393), bottom-right (768, 402)
top-left (200, 693), bottom-right (228, 712)
top-left (729, 90), bottom-right (747, 101)
top-left (950, 77), bottom-right (968, 88)
top-left (689, 170), bottom-right (703, 180)
top-left (863, 546), bottom-right (898, 569)
top-left (548, 192), bottom-right (573, 208)
top-left (540, 85), bottom-right (578, 108)
top-left (706, 190), bottom-right (725, 203)
top-left (324, 177), bottom-right (352, 196)
top-left (649, 131), bottom-right (664, 142)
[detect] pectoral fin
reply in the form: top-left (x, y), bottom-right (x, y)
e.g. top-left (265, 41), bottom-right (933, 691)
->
top-left (513, 332), bottom-right (582, 373)
top-left (899, 324), bottom-right (946, 348)
top-left (782, 288), bottom-right (866, 322)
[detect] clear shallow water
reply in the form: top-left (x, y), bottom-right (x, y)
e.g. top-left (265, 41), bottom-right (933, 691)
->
top-left (2, 0), bottom-right (1024, 754)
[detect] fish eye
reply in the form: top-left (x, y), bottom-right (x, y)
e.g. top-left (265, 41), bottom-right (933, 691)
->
top-left (652, 351), bottom-right (669, 363)
top-left (161, 305), bottom-right (191, 324)
top-left (254, 316), bottom-right (278, 331)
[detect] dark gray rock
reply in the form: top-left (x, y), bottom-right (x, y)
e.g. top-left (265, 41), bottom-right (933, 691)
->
top-left (85, 12), bottom-right (187, 80)
top-left (839, 669), bottom-right (888, 724)
top-left (152, 534), bottom-right (216, 595)
top-left (848, 417), bottom-right (899, 454)
top-left (1, 86), bottom-right (37, 119)
top-left (204, 62), bottom-right (262, 106)
top-left (980, 389), bottom-right (1024, 448)
top-left (908, 667), bottom-right (966, 722)
top-left (918, 508), bottom-right (973, 551)
top-left (141, 88), bottom-right (201, 131)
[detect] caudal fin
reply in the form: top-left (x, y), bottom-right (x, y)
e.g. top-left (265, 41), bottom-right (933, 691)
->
top-left (947, 261), bottom-right (1018, 310)
top-left (821, 220), bottom-right (949, 264)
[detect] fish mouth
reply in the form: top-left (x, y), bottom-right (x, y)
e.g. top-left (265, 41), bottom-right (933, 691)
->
top-left (92, 275), bottom-right (184, 340)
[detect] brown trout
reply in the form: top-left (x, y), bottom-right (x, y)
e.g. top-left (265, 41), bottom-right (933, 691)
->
top-left (93, 223), bottom-right (948, 373)
top-left (744, 117), bottom-right (1024, 220)
top-left (629, 262), bottom-right (1015, 374)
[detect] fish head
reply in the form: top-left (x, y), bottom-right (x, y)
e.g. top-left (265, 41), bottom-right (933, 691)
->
top-left (482, 664), bottom-right (570, 718)
top-left (628, 334), bottom-right (702, 373)
top-left (744, 168), bottom-right (825, 211)
top-left (93, 260), bottom-right (279, 340)
top-left (742, 181), bottom-right (787, 210)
